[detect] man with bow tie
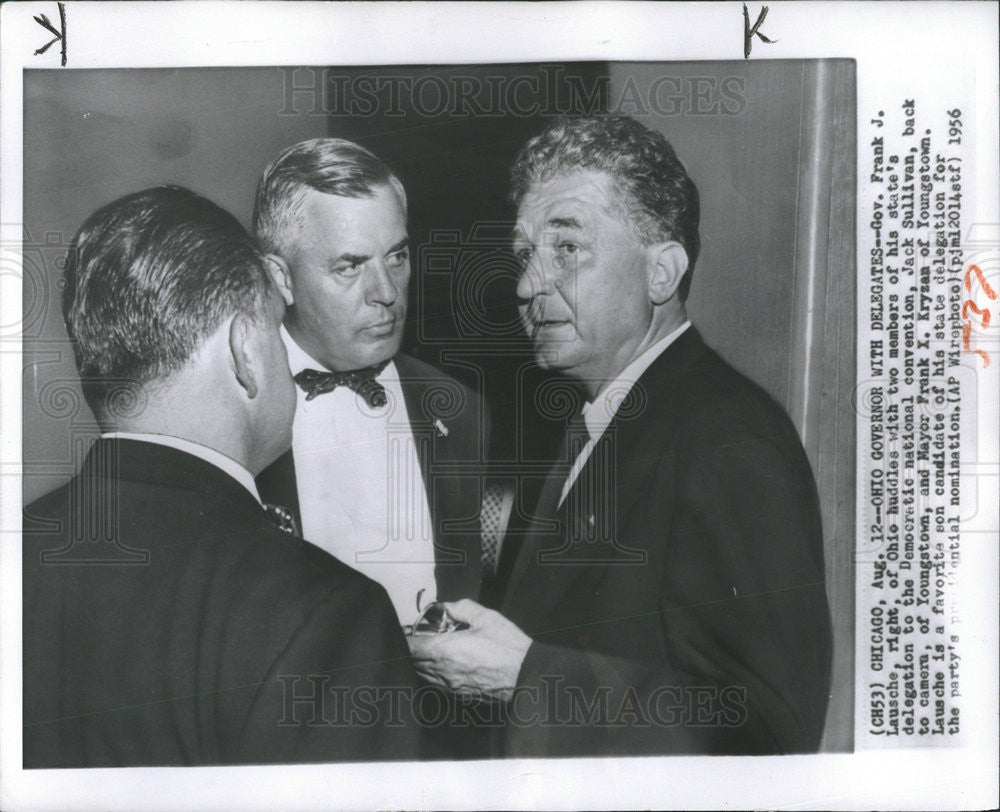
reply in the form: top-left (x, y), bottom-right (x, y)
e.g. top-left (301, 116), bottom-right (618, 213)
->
top-left (253, 139), bottom-right (489, 628)
top-left (22, 187), bottom-right (425, 766)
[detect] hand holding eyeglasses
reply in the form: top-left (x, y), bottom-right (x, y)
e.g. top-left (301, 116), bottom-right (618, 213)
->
top-left (405, 599), bottom-right (533, 702)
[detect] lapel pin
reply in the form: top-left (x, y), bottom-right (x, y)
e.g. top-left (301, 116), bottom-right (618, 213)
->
top-left (434, 418), bottom-right (449, 437)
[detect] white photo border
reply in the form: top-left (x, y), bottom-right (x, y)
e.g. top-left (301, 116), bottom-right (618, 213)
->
top-left (2, 3), bottom-right (997, 810)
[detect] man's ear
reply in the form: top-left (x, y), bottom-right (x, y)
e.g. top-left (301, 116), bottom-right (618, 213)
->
top-left (646, 242), bottom-right (689, 305)
top-left (264, 254), bottom-right (295, 307)
top-left (229, 313), bottom-right (259, 400)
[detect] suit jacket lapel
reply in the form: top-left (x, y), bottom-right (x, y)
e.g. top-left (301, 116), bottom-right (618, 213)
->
top-left (395, 354), bottom-right (481, 600)
top-left (394, 354), bottom-right (435, 529)
top-left (501, 417), bottom-right (578, 613)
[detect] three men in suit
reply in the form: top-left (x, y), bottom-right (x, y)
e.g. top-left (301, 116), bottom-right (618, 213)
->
top-left (409, 115), bottom-right (833, 756)
top-left (23, 187), bottom-right (424, 766)
top-left (253, 139), bottom-right (488, 625)
top-left (24, 117), bottom-right (833, 764)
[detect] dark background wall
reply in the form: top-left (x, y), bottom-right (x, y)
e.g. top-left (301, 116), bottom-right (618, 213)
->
top-left (22, 62), bottom-right (854, 751)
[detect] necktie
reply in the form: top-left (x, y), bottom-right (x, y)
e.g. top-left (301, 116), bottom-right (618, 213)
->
top-left (529, 410), bottom-right (589, 526)
top-left (263, 502), bottom-right (300, 536)
top-left (480, 479), bottom-right (514, 575)
top-left (293, 360), bottom-right (390, 408)
top-left (558, 409), bottom-right (593, 507)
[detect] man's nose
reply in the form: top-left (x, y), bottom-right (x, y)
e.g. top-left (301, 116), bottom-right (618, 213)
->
top-left (515, 252), bottom-right (552, 301)
top-left (367, 262), bottom-right (399, 306)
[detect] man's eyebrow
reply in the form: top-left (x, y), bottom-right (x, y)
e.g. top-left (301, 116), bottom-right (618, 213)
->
top-left (547, 216), bottom-right (583, 230)
top-left (385, 237), bottom-right (409, 255)
top-left (333, 252), bottom-right (370, 266)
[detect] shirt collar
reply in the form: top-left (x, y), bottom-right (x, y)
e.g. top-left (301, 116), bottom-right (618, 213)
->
top-left (100, 431), bottom-right (262, 505)
top-left (582, 320), bottom-right (692, 441)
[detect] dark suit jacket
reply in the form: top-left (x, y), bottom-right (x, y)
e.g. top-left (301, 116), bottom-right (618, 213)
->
top-left (257, 353), bottom-right (490, 601)
top-left (22, 439), bottom-right (425, 767)
top-left (501, 328), bottom-right (832, 757)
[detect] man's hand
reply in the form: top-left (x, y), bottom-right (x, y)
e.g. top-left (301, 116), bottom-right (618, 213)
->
top-left (406, 599), bottom-right (532, 702)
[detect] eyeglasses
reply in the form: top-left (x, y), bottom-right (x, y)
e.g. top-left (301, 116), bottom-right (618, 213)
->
top-left (404, 601), bottom-right (470, 636)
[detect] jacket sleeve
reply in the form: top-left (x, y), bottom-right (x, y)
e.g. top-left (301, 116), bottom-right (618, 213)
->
top-left (508, 423), bottom-right (832, 756)
top-left (231, 580), bottom-right (427, 764)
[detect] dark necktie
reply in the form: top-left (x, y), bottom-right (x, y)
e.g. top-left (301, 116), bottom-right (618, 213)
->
top-left (535, 409), bottom-right (589, 521)
top-left (263, 502), bottom-right (300, 536)
top-left (293, 360), bottom-right (390, 408)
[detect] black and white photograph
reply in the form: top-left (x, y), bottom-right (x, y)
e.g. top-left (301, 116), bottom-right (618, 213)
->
top-left (1, 3), bottom-right (997, 810)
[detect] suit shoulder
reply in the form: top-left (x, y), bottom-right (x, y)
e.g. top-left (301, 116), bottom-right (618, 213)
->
top-left (252, 535), bottom-right (404, 652)
top-left (24, 482), bottom-right (70, 516)
top-left (193, 521), bottom-right (400, 650)
top-left (23, 481), bottom-right (75, 535)
top-left (243, 526), bottom-right (390, 603)
top-left (675, 346), bottom-right (801, 443)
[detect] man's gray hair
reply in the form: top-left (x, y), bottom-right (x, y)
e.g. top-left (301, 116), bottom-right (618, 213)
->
top-left (253, 138), bottom-right (406, 256)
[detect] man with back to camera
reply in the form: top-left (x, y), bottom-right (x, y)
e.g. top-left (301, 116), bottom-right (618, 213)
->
top-left (408, 114), bottom-right (833, 757)
top-left (22, 186), bottom-right (425, 766)
top-left (253, 139), bottom-right (489, 628)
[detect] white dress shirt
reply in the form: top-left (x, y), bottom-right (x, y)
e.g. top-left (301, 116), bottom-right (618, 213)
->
top-left (282, 326), bottom-right (436, 624)
top-left (100, 431), bottom-right (263, 504)
top-left (558, 321), bottom-right (692, 507)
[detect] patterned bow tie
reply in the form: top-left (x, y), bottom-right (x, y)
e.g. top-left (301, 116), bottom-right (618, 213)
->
top-left (293, 361), bottom-right (390, 408)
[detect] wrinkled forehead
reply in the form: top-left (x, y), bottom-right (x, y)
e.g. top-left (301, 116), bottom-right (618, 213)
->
top-left (283, 184), bottom-right (407, 247)
top-left (515, 170), bottom-right (627, 238)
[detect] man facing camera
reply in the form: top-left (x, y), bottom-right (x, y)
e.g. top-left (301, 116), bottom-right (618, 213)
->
top-left (23, 187), bottom-right (424, 767)
top-left (253, 139), bottom-right (489, 627)
top-left (409, 115), bottom-right (833, 757)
